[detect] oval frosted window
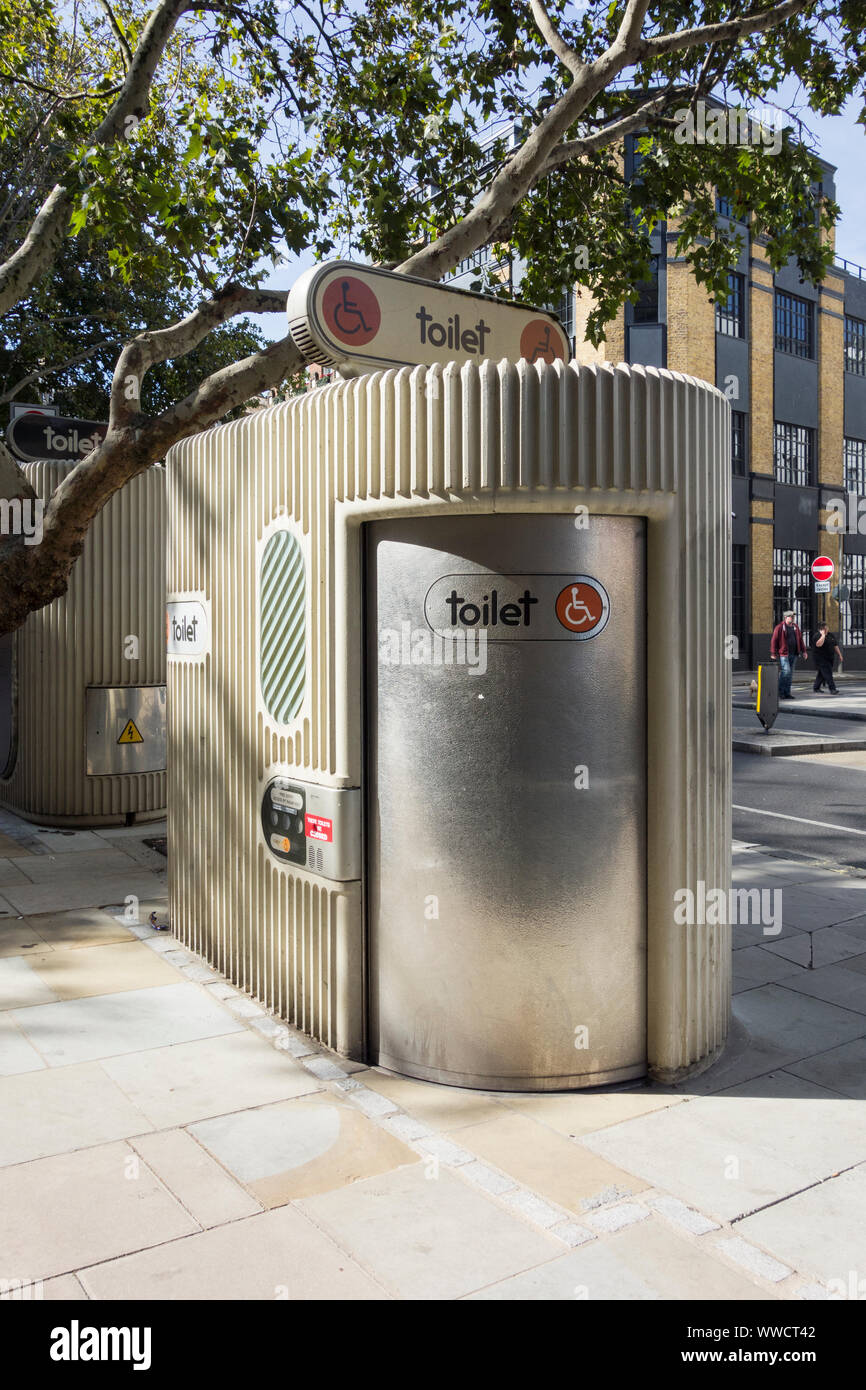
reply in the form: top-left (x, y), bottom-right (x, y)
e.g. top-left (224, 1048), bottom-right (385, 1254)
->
top-left (259, 530), bottom-right (306, 724)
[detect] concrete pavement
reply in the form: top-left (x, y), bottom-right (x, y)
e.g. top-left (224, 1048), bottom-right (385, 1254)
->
top-left (1, 808), bottom-right (866, 1300)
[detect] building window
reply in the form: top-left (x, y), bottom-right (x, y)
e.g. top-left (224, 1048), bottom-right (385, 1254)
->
top-left (773, 547), bottom-right (815, 636)
top-left (716, 195), bottom-right (748, 223)
top-left (716, 272), bottom-right (745, 338)
top-left (731, 411), bottom-right (748, 475)
top-left (732, 544), bottom-right (747, 656)
top-left (845, 315), bottom-right (866, 376)
top-left (774, 289), bottom-right (814, 358)
top-left (842, 553), bottom-right (866, 646)
top-left (631, 255), bottom-right (659, 324)
top-left (557, 290), bottom-right (576, 356)
top-left (844, 437), bottom-right (866, 493)
top-left (774, 421), bottom-right (815, 487)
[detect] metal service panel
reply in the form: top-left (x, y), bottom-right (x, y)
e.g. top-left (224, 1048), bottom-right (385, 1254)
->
top-left (366, 514), bottom-right (647, 1090)
top-left (85, 686), bottom-right (167, 776)
top-left (261, 776), bottom-right (361, 881)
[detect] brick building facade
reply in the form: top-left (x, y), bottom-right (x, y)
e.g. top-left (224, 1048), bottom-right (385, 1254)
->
top-left (449, 130), bottom-right (866, 669)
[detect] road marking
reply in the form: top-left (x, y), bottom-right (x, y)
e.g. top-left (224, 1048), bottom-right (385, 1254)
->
top-left (733, 805), bottom-right (866, 837)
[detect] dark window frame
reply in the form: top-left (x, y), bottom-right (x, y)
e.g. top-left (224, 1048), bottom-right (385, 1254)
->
top-left (844, 437), bottom-right (866, 493)
top-left (716, 271), bottom-right (746, 338)
top-left (845, 315), bottom-right (866, 376)
top-left (774, 421), bottom-right (815, 487)
top-left (773, 547), bottom-right (815, 637)
top-left (774, 289), bottom-right (815, 358)
top-left (842, 552), bottom-right (866, 647)
top-left (731, 411), bottom-right (748, 475)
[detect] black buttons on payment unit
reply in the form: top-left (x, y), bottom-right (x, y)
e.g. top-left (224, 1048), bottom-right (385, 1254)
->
top-left (261, 779), bottom-right (306, 865)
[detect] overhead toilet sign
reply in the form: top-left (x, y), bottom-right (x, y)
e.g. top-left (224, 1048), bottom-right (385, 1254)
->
top-left (287, 261), bottom-right (570, 376)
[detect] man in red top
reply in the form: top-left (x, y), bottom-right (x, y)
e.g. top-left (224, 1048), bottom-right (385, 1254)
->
top-left (770, 609), bottom-right (807, 699)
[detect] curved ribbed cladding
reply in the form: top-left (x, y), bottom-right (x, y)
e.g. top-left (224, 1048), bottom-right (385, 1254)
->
top-left (1, 463), bottom-right (165, 823)
top-left (167, 361), bottom-right (729, 1074)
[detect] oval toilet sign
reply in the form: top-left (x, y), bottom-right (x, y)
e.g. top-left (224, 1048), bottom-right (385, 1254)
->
top-left (423, 574), bottom-right (611, 641)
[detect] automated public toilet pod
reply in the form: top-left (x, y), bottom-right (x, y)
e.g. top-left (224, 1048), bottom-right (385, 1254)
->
top-left (167, 359), bottom-right (731, 1089)
top-left (1, 463), bottom-right (166, 827)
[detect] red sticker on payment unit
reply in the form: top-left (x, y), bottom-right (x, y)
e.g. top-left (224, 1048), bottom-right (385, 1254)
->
top-left (305, 814), bottom-right (333, 842)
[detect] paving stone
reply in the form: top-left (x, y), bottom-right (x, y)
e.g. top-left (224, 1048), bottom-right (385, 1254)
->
top-left (467, 1219), bottom-right (774, 1301)
top-left (775, 963), bottom-right (866, 1015)
top-left (101, 1031), bottom-right (320, 1127)
top-left (347, 1086), bottom-right (399, 1118)
top-left (501, 1188), bottom-right (563, 1229)
top-left (79, 1206), bottom-right (386, 1301)
top-left (585, 1202), bottom-right (648, 1234)
top-left (0, 1061), bottom-right (152, 1166)
top-left (416, 1135), bottom-right (475, 1167)
top-left (787, 1037), bottom-right (866, 1098)
top-left (736, 1166), bottom-right (866, 1286)
top-left (0, 1015), bottom-right (44, 1076)
top-left (189, 1095), bottom-right (415, 1202)
top-left (382, 1112), bottom-right (432, 1144)
top-left (223, 996), bottom-right (265, 1019)
top-left (460, 1159), bottom-right (517, 1196)
top-left (248, 1016), bottom-right (285, 1038)
top-left (131, 1128), bottom-right (260, 1227)
top-left (182, 964), bottom-right (219, 983)
top-left (298, 1164), bottom-right (559, 1300)
top-left (301, 1055), bottom-right (350, 1081)
top-left (549, 1220), bottom-right (595, 1248)
top-left (12, 983), bottom-right (243, 1067)
top-left (717, 1236), bottom-right (792, 1283)
top-left (272, 1030), bottom-right (316, 1058)
top-left (646, 1194), bottom-right (720, 1235)
top-left (0, 1141), bottom-right (197, 1281)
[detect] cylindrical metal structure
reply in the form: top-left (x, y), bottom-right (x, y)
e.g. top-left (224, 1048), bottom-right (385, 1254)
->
top-left (0, 463), bottom-right (167, 826)
top-left (167, 360), bottom-right (731, 1087)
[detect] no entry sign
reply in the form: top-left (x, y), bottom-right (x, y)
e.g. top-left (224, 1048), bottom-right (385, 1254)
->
top-left (811, 556), bottom-right (834, 582)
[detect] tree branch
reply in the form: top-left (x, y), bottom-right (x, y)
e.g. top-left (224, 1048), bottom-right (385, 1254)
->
top-left (0, 340), bottom-right (117, 404)
top-left (540, 87), bottom-right (692, 172)
top-left (635, 0), bottom-right (810, 62)
top-left (0, 0), bottom-right (198, 318)
top-left (528, 0), bottom-right (584, 79)
top-left (108, 284), bottom-right (288, 427)
top-left (95, 0), bottom-right (134, 71)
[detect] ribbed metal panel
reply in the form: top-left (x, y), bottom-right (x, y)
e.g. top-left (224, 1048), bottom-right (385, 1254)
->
top-left (167, 360), bottom-right (730, 1079)
top-left (1, 464), bottom-right (167, 825)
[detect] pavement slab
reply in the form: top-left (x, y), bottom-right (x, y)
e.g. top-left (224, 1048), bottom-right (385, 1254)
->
top-left (78, 1206), bottom-right (387, 1301)
top-left (129, 1129), bottom-right (262, 1228)
top-left (101, 1030), bottom-right (323, 1127)
top-left (444, 1110), bottom-right (651, 1216)
top-left (0, 1060), bottom-right (153, 1167)
top-left (296, 1162), bottom-right (562, 1301)
top-left (0, 1141), bottom-right (198, 1282)
top-left (1, 805), bottom-right (864, 1301)
top-left (736, 1165), bottom-right (866, 1288)
top-left (189, 1094), bottom-right (417, 1204)
top-left (786, 1037), bottom-right (866, 1098)
top-left (466, 1218), bottom-right (774, 1301)
top-left (0, 1014), bottom-right (44, 1076)
top-left (10, 982), bottom-right (244, 1067)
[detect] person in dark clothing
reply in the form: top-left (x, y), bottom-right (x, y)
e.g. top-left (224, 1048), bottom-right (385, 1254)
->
top-left (812, 624), bottom-right (843, 693)
top-left (770, 611), bottom-right (807, 698)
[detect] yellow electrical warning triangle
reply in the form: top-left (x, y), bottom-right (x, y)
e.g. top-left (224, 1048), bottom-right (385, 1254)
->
top-left (117, 719), bottom-right (144, 745)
